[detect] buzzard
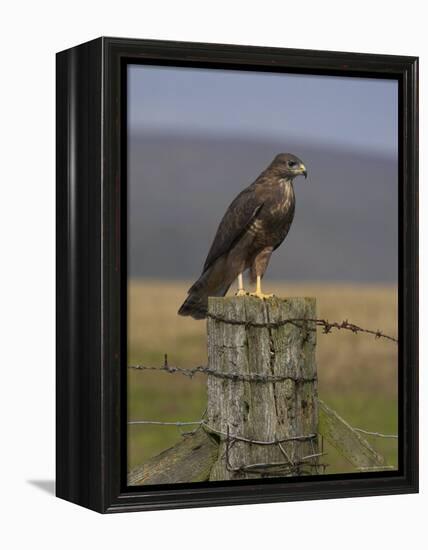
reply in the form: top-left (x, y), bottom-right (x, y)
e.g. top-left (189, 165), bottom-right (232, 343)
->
top-left (178, 153), bottom-right (307, 319)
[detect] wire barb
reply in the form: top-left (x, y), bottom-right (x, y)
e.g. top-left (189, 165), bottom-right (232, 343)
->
top-left (206, 313), bottom-right (398, 343)
top-left (129, 354), bottom-right (316, 383)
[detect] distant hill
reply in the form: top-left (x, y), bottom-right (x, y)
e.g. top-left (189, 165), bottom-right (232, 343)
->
top-left (128, 132), bottom-right (398, 283)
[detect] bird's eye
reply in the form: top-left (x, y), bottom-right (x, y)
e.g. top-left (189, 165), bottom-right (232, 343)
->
top-left (288, 160), bottom-right (297, 168)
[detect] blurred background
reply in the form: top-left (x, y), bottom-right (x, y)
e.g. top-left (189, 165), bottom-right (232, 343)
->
top-left (127, 65), bottom-right (398, 477)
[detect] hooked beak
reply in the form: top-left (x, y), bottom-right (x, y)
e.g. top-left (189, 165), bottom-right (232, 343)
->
top-left (300, 164), bottom-right (307, 179)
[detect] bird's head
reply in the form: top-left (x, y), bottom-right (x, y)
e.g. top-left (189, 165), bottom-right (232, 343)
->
top-left (271, 153), bottom-right (308, 180)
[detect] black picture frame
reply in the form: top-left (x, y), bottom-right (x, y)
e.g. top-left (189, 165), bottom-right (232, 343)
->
top-left (56, 36), bottom-right (418, 513)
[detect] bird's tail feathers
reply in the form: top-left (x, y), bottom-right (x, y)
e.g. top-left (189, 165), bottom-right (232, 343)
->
top-left (178, 291), bottom-right (210, 320)
top-left (178, 263), bottom-right (232, 320)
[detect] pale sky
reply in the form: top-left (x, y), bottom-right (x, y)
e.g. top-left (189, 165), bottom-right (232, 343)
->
top-left (128, 65), bottom-right (398, 157)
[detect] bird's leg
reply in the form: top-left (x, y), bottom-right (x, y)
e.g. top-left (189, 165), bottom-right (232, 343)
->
top-left (249, 247), bottom-right (274, 299)
top-left (235, 273), bottom-right (247, 296)
top-left (250, 275), bottom-right (273, 299)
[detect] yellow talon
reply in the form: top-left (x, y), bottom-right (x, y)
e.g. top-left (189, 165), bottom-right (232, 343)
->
top-left (235, 289), bottom-right (248, 297)
top-left (250, 275), bottom-right (274, 299)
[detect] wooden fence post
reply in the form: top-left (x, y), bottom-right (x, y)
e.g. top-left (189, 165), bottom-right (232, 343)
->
top-left (128, 295), bottom-right (390, 486)
top-left (206, 295), bottom-right (319, 480)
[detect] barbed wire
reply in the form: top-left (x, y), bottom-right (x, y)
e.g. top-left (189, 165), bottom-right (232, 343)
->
top-left (202, 422), bottom-right (317, 445)
top-left (127, 418), bottom-right (397, 474)
top-left (128, 420), bottom-right (203, 427)
top-left (128, 356), bottom-right (316, 383)
top-left (206, 313), bottom-right (398, 343)
top-left (128, 315), bottom-right (396, 381)
top-left (128, 314), bottom-right (398, 474)
top-left (128, 359), bottom-right (204, 378)
top-left (222, 425), bottom-right (326, 475)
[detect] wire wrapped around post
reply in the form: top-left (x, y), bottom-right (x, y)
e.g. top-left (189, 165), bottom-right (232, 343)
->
top-left (206, 295), bottom-right (320, 480)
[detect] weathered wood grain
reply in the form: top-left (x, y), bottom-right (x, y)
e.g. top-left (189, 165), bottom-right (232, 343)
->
top-left (207, 296), bottom-right (319, 480)
top-left (128, 428), bottom-right (219, 485)
top-left (318, 399), bottom-right (385, 468)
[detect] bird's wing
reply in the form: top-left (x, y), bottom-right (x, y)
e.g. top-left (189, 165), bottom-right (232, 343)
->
top-left (203, 186), bottom-right (263, 272)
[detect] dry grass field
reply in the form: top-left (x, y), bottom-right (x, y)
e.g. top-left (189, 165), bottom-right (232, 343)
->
top-left (128, 279), bottom-right (398, 476)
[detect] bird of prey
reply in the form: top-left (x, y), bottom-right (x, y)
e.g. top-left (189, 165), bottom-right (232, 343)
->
top-left (178, 153), bottom-right (307, 319)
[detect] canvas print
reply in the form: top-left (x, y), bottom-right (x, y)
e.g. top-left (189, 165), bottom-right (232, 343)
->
top-left (126, 64), bottom-right (398, 485)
